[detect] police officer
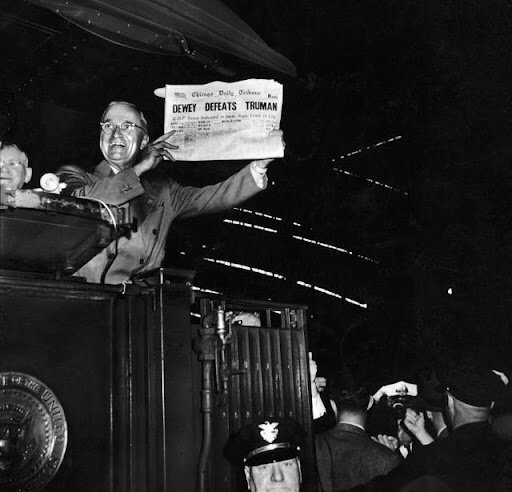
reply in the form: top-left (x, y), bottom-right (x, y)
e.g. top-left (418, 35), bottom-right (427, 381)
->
top-left (224, 418), bottom-right (306, 492)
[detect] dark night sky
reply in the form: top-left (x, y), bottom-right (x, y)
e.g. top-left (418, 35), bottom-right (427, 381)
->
top-left (2, 0), bottom-right (512, 383)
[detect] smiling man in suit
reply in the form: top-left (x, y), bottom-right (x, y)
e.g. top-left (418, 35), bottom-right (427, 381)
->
top-left (57, 101), bottom-right (273, 284)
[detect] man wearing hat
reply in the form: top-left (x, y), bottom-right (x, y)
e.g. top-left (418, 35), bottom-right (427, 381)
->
top-left (224, 418), bottom-right (306, 491)
top-left (354, 365), bottom-right (511, 491)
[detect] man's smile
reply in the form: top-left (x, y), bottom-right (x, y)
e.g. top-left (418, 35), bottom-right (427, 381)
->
top-left (109, 141), bottom-right (126, 147)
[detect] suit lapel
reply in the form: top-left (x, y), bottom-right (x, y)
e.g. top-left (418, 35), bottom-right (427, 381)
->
top-left (94, 160), bottom-right (115, 178)
top-left (94, 160), bottom-right (148, 223)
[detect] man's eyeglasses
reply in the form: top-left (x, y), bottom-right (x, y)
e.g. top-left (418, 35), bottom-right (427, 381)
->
top-left (99, 121), bottom-right (145, 134)
top-left (0, 160), bottom-right (25, 169)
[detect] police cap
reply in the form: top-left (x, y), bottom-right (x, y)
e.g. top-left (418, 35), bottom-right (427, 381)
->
top-left (224, 418), bottom-right (306, 467)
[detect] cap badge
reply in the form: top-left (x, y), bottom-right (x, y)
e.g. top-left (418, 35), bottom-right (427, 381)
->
top-left (259, 421), bottom-right (279, 443)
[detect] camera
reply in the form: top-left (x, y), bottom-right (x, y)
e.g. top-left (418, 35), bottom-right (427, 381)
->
top-left (385, 395), bottom-right (416, 420)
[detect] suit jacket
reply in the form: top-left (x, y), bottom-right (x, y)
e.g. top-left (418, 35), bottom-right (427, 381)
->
top-left (315, 423), bottom-right (402, 491)
top-left (57, 161), bottom-right (262, 284)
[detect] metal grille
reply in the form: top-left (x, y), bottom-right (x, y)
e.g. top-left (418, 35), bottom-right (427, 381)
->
top-left (197, 297), bottom-right (316, 492)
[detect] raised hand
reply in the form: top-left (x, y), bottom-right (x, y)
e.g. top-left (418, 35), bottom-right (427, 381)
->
top-left (403, 408), bottom-right (434, 445)
top-left (250, 158), bottom-right (275, 171)
top-left (133, 130), bottom-right (178, 176)
top-left (372, 434), bottom-right (399, 451)
top-left (315, 376), bottom-right (327, 392)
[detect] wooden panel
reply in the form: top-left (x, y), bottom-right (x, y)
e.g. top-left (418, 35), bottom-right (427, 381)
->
top-left (0, 277), bottom-right (131, 491)
top-left (159, 285), bottom-right (198, 492)
top-left (0, 274), bottom-right (197, 492)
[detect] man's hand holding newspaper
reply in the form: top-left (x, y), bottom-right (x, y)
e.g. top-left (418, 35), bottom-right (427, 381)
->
top-left (154, 79), bottom-right (284, 161)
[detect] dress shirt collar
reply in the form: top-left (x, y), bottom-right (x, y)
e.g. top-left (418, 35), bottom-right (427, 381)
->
top-left (336, 421), bottom-right (366, 432)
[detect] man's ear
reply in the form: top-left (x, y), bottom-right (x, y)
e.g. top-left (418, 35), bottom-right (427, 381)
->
top-left (24, 167), bottom-right (32, 184)
top-left (244, 466), bottom-right (251, 489)
top-left (140, 134), bottom-right (150, 150)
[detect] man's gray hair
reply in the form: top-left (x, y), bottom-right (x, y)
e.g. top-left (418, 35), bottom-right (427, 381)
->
top-left (101, 101), bottom-right (148, 133)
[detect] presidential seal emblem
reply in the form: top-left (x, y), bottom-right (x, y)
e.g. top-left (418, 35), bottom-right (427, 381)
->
top-left (0, 372), bottom-right (68, 492)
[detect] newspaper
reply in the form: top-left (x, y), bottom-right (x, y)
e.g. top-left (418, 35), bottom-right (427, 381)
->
top-left (159, 79), bottom-right (284, 161)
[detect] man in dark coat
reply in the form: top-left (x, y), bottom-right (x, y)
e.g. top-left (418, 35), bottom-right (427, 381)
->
top-left (315, 387), bottom-right (402, 491)
top-left (57, 101), bottom-right (273, 284)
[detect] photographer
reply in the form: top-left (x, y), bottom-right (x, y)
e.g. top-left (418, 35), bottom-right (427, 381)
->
top-left (368, 381), bottom-right (444, 458)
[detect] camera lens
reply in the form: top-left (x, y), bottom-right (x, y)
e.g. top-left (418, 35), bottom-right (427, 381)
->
top-left (392, 402), bottom-right (406, 420)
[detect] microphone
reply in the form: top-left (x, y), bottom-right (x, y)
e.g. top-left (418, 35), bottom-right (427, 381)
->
top-left (40, 173), bottom-right (67, 194)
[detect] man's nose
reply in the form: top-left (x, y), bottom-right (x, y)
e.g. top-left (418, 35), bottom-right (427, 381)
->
top-left (112, 124), bottom-right (123, 136)
top-left (270, 463), bottom-right (284, 482)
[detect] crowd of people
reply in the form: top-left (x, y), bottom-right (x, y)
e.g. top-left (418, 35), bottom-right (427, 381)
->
top-left (223, 356), bottom-right (512, 492)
